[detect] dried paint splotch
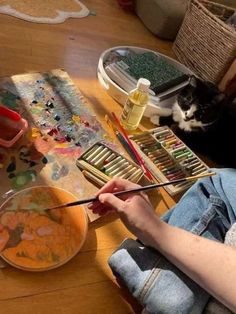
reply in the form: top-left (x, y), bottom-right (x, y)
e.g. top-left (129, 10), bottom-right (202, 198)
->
top-left (0, 69), bottom-right (110, 190)
top-left (4, 71), bottom-right (107, 156)
top-left (0, 186), bottom-right (87, 270)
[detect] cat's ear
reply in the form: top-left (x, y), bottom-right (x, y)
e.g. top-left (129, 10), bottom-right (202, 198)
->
top-left (188, 75), bottom-right (197, 88)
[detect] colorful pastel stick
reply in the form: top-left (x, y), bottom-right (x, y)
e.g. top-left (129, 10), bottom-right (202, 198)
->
top-left (114, 164), bottom-right (139, 178)
top-left (103, 156), bottom-right (122, 170)
top-left (83, 145), bottom-right (99, 159)
top-left (164, 139), bottom-right (177, 147)
top-left (183, 159), bottom-right (199, 167)
top-left (185, 156), bottom-right (198, 163)
top-left (109, 161), bottom-right (130, 176)
top-left (77, 160), bottom-right (111, 182)
top-left (94, 150), bottom-right (112, 168)
top-left (162, 166), bottom-right (181, 174)
top-left (152, 156), bottom-right (171, 164)
top-left (175, 152), bottom-right (193, 159)
top-left (154, 155), bottom-right (171, 163)
top-left (137, 140), bottom-right (156, 146)
top-left (105, 159), bottom-right (127, 173)
top-left (153, 129), bottom-right (170, 137)
top-left (119, 165), bottom-right (133, 178)
top-left (171, 147), bottom-right (188, 154)
top-left (82, 170), bottom-right (107, 186)
top-left (191, 164), bottom-right (206, 172)
top-left (104, 153), bottom-right (116, 164)
top-left (148, 151), bottom-right (166, 158)
top-left (159, 160), bottom-right (175, 168)
top-left (151, 126), bottom-right (168, 134)
top-left (172, 143), bottom-right (185, 149)
top-left (143, 146), bottom-right (162, 153)
top-left (86, 146), bottom-right (104, 162)
top-left (90, 147), bottom-right (109, 164)
top-left (191, 168), bottom-right (207, 175)
top-left (157, 134), bottom-right (173, 141)
top-left (120, 166), bottom-right (137, 179)
top-left (186, 161), bottom-right (201, 169)
top-left (141, 142), bottom-right (160, 148)
top-left (127, 168), bottom-right (143, 181)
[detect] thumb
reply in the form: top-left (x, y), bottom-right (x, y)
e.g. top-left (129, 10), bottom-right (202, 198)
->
top-left (98, 193), bottom-right (124, 212)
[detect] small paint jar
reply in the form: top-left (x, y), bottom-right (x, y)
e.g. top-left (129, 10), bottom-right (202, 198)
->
top-left (0, 106), bottom-right (28, 148)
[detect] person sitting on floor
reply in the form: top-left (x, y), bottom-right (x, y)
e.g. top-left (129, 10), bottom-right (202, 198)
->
top-left (88, 168), bottom-right (236, 314)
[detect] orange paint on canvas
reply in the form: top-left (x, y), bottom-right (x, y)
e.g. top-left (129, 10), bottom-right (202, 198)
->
top-left (0, 186), bottom-right (88, 271)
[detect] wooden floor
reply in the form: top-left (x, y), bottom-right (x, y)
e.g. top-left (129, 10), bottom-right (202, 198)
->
top-left (0, 1), bottom-right (176, 313)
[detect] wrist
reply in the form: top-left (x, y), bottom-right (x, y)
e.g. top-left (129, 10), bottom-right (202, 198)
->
top-left (137, 216), bottom-right (165, 248)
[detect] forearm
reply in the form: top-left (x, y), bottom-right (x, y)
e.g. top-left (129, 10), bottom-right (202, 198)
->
top-left (146, 219), bottom-right (236, 312)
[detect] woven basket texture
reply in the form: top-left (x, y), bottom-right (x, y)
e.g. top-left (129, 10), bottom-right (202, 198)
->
top-left (173, 0), bottom-right (236, 83)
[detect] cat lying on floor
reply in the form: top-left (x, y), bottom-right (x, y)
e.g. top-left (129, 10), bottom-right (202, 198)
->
top-left (158, 76), bottom-right (236, 168)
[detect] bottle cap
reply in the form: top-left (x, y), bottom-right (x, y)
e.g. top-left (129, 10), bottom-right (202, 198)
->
top-left (137, 78), bottom-right (151, 92)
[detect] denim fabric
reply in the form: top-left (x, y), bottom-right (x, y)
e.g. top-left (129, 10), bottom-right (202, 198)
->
top-left (108, 169), bottom-right (236, 314)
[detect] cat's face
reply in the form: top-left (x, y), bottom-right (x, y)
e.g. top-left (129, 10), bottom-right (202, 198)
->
top-left (175, 77), bottom-right (224, 130)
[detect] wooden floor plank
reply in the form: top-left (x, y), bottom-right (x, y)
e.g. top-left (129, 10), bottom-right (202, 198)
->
top-left (0, 280), bottom-right (141, 314)
top-left (0, 0), bottom-right (175, 312)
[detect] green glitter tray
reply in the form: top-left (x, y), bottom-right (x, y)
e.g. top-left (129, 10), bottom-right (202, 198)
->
top-left (118, 52), bottom-right (189, 94)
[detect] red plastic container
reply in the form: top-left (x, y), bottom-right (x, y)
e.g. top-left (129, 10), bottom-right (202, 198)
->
top-left (0, 106), bottom-right (28, 148)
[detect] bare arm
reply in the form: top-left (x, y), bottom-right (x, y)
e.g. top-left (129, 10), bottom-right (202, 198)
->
top-left (88, 178), bottom-right (236, 312)
top-left (148, 220), bottom-right (236, 312)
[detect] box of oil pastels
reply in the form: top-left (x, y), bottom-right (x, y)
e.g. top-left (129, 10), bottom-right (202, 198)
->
top-left (76, 142), bottom-right (144, 186)
top-left (130, 126), bottom-right (209, 195)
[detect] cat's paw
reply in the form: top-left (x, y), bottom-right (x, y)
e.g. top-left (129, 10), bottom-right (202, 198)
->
top-left (150, 115), bottom-right (160, 125)
top-left (179, 121), bottom-right (192, 132)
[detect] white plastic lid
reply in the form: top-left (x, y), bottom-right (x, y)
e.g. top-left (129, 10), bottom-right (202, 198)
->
top-left (137, 78), bottom-right (151, 92)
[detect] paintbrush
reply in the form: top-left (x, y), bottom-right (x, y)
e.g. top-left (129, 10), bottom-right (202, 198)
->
top-left (111, 112), bottom-right (154, 181)
top-left (104, 114), bottom-right (139, 163)
top-left (22, 172), bottom-right (216, 212)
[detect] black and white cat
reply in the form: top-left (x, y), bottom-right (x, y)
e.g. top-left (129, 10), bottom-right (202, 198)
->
top-left (159, 76), bottom-right (236, 168)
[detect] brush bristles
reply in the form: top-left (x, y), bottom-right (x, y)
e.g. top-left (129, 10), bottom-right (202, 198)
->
top-left (186, 172), bottom-right (216, 181)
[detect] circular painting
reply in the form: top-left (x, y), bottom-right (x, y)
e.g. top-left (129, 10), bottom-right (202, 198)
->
top-left (0, 186), bottom-right (88, 271)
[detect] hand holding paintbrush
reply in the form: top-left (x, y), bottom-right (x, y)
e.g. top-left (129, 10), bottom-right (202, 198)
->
top-left (19, 172), bottom-right (215, 212)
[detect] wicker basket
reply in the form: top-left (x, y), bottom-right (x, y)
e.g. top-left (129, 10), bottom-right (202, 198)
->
top-left (173, 0), bottom-right (236, 83)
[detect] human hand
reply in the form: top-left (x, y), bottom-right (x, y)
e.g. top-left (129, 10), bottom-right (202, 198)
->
top-left (88, 178), bottom-right (161, 245)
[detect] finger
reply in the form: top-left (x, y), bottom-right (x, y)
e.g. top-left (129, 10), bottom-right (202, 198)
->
top-left (98, 193), bottom-right (125, 213)
top-left (95, 178), bottom-right (140, 196)
top-left (96, 206), bottom-right (112, 216)
top-left (87, 200), bottom-right (100, 210)
top-left (87, 199), bottom-right (113, 214)
top-left (92, 203), bottom-right (112, 215)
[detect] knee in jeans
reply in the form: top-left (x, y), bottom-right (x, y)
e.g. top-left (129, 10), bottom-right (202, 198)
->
top-left (146, 293), bottom-right (195, 314)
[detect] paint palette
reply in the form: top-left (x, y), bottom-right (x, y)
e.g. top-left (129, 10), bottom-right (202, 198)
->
top-left (0, 186), bottom-right (88, 271)
top-left (130, 126), bottom-right (209, 195)
top-left (77, 142), bottom-right (143, 186)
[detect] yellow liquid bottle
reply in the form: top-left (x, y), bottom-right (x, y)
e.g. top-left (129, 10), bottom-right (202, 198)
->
top-left (120, 78), bottom-right (150, 131)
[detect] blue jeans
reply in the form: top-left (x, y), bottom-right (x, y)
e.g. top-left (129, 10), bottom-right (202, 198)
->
top-left (108, 169), bottom-right (236, 314)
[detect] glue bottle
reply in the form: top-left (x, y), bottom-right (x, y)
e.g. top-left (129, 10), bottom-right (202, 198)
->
top-left (120, 78), bottom-right (150, 131)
